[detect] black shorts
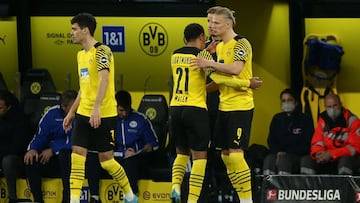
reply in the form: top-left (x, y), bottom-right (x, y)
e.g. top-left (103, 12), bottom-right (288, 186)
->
top-left (214, 109), bottom-right (254, 150)
top-left (72, 114), bottom-right (116, 152)
top-left (170, 106), bottom-right (210, 151)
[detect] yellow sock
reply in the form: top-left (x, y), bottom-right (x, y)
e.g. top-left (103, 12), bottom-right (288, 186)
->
top-left (171, 154), bottom-right (190, 193)
top-left (70, 153), bottom-right (86, 201)
top-left (100, 158), bottom-right (133, 197)
top-left (222, 153), bottom-right (236, 187)
top-left (229, 152), bottom-right (252, 201)
top-left (188, 159), bottom-right (207, 202)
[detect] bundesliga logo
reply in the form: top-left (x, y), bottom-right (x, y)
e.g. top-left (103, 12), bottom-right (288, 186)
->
top-left (356, 192), bottom-right (360, 202)
top-left (266, 189), bottom-right (277, 200)
top-left (266, 189), bottom-right (341, 201)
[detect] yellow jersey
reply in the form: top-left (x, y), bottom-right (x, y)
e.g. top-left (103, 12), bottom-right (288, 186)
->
top-left (76, 42), bottom-right (117, 117)
top-left (216, 36), bottom-right (254, 111)
top-left (170, 46), bottom-right (213, 109)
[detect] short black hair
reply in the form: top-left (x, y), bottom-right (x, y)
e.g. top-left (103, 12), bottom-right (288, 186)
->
top-left (61, 90), bottom-right (77, 108)
top-left (280, 88), bottom-right (298, 102)
top-left (115, 90), bottom-right (132, 111)
top-left (0, 90), bottom-right (18, 107)
top-left (184, 23), bottom-right (204, 42)
top-left (71, 12), bottom-right (97, 36)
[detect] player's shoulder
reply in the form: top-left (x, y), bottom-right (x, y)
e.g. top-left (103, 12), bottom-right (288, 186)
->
top-left (94, 42), bottom-right (111, 52)
top-left (173, 46), bottom-right (201, 55)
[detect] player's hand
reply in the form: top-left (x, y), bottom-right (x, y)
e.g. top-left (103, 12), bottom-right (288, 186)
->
top-left (125, 148), bottom-right (136, 158)
top-left (190, 57), bottom-right (209, 69)
top-left (250, 77), bottom-right (263, 90)
top-left (90, 108), bottom-right (101, 128)
top-left (24, 150), bottom-right (38, 165)
top-left (39, 148), bottom-right (53, 164)
top-left (63, 113), bottom-right (75, 132)
top-left (206, 40), bottom-right (218, 54)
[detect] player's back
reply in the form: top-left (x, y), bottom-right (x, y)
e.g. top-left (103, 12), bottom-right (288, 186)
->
top-left (170, 46), bottom-right (209, 109)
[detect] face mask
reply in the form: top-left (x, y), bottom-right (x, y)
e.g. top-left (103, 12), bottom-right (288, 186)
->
top-left (326, 108), bottom-right (341, 120)
top-left (281, 102), bottom-right (296, 113)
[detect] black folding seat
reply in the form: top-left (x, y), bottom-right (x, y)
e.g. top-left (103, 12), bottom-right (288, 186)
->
top-left (137, 94), bottom-right (172, 182)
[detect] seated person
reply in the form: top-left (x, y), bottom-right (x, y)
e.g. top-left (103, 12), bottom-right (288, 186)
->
top-left (0, 90), bottom-right (29, 203)
top-left (263, 88), bottom-right (314, 175)
top-left (86, 90), bottom-right (159, 203)
top-left (23, 90), bottom-right (77, 203)
top-left (301, 93), bottom-right (360, 175)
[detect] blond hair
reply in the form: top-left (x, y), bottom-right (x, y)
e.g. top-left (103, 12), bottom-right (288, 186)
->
top-left (207, 6), bottom-right (223, 14)
top-left (214, 6), bottom-right (236, 26)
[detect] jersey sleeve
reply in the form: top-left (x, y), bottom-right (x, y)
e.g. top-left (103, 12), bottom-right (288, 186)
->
top-left (95, 45), bottom-right (112, 71)
top-left (209, 72), bottom-right (250, 89)
top-left (234, 38), bottom-right (252, 62)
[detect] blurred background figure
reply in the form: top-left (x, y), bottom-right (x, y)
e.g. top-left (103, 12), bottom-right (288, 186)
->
top-left (263, 88), bottom-right (314, 175)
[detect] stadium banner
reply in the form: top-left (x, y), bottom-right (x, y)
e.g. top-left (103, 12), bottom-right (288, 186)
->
top-left (0, 17), bottom-right (19, 91)
top-left (138, 179), bottom-right (171, 203)
top-left (30, 17), bottom-right (208, 92)
top-left (260, 175), bottom-right (359, 203)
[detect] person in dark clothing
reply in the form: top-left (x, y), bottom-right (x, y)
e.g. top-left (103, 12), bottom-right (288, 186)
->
top-left (23, 90), bottom-right (77, 203)
top-left (0, 90), bottom-right (29, 203)
top-left (263, 88), bottom-right (314, 175)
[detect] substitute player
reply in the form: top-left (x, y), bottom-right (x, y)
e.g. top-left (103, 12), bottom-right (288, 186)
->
top-left (63, 12), bottom-right (138, 203)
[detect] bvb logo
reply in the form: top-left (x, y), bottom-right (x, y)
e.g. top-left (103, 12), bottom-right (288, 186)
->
top-left (30, 82), bottom-right (41, 95)
top-left (105, 183), bottom-right (123, 202)
top-left (143, 191), bottom-right (151, 200)
top-left (43, 106), bottom-right (51, 114)
top-left (0, 180), bottom-right (7, 202)
top-left (139, 22), bottom-right (168, 56)
top-left (145, 108), bottom-right (157, 121)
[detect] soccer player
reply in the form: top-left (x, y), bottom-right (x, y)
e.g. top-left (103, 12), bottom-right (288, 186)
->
top-left (192, 6), bottom-right (256, 203)
top-left (62, 13), bottom-right (138, 203)
top-left (169, 23), bottom-right (213, 203)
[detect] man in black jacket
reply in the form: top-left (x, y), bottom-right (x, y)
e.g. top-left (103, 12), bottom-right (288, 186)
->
top-left (0, 90), bottom-right (29, 203)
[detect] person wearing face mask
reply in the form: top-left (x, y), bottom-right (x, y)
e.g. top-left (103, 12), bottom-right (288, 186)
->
top-left (301, 93), bottom-right (360, 175)
top-left (263, 88), bottom-right (314, 175)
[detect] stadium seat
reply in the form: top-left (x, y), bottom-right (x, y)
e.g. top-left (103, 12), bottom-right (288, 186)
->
top-left (22, 92), bottom-right (61, 136)
top-left (0, 72), bottom-right (7, 90)
top-left (20, 68), bottom-right (57, 100)
top-left (137, 94), bottom-right (172, 182)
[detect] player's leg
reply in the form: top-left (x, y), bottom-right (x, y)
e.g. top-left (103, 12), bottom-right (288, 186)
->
top-left (170, 106), bottom-right (190, 203)
top-left (70, 115), bottom-right (90, 203)
top-left (186, 107), bottom-right (210, 203)
top-left (96, 116), bottom-right (137, 203)
top-left (226, 110), bottom-right (254, 203)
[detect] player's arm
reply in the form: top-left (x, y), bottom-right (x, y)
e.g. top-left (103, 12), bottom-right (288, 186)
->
top-left (209, 72), bottom-right (263, 90)
top-left (192, 38), bottom-right (251, 75)
top-left (206, 81), bottom-right (218, 93)
top-left (90, 69), bottom-right (109, 128)
top-left (90, 45), bottom-right (112, 128)
top-left (63, 90), bottom-right (80, 132)
top-left (209, 72), bottom-right (249, 88)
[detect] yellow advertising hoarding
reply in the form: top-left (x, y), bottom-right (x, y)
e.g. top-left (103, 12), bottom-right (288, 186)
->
top-left (0, 17), bottom-right (18, 91)
top-left (31, 17), bottom-right (208, 92)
